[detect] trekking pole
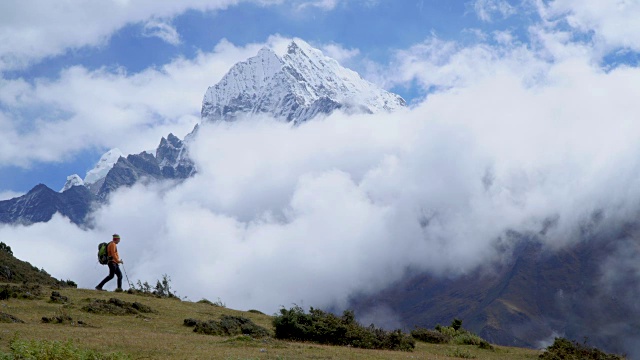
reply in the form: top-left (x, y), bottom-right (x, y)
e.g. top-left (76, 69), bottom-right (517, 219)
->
top-left (121, 263), bottom-right (133, 289)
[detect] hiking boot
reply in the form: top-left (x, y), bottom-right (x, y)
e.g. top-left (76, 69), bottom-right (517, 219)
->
top-left (115, 288), bottom-right (123, 292)
top-left (95, 286), bottom-right (105, 291)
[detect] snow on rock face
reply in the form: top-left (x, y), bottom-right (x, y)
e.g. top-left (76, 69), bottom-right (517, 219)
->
top-left (155, 133), bottom-right (195, 179)
top-left (60, 174), bottom-right (84, 192)
top-left (84, 148), bottom-right (123, 185)
top-left (201, 39), bottom-right (406, 124)
top-left (201, 47), bottom-right (284, 122)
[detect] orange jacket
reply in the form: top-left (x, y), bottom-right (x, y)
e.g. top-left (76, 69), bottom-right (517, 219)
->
top-left (107, 241), bottom-right (120, 264)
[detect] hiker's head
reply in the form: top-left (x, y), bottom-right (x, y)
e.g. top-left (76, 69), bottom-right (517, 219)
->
top-left (112, 234), bottom-right (121, 243)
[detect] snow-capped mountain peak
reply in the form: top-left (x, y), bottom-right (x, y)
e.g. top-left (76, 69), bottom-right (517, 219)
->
top-left (60, 174), bottom-right (84, 192)
top-left (84, 148), bottom-right (123, 185)
top-left (201, 38), bottom-right (406, 124)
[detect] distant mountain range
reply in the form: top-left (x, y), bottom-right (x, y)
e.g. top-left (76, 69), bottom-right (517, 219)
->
top-left (0, 133), bottom-right (194, 226)
top-left (350, 229), bottom-right (640, 352)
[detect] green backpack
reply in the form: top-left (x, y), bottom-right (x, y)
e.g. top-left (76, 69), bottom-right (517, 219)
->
top-left (98, 242), bottom-right (109, 265)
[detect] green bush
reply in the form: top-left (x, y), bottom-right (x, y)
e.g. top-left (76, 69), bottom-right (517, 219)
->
top-left (272, 306), bottom-right (415, 351)
top-left (453, 331), bottom-right (485, 346)
top-left (197, 297), bottom-right (226, 307)
top-left (412, 322), bottom-right (493, 350)
top-left (410, 327), bottom-right (451, 343)
top-left (539, 337), bottom-right (624, 360)
top-left (184, 315), bottom-right (270, 338)
top-left (0, 338), bottom-right (130, 360)
top-left (0, 242), bottom-right (13, 256)
top-left (62, 279), bottom-right (78, 288)
top-left (435, 325), bottom-right (458, 338)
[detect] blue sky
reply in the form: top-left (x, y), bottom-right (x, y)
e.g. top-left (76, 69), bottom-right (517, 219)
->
top-left (0, 0), bottom-right (554, 196)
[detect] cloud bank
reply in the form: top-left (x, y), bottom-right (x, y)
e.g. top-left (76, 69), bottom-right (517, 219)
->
top-left (4, 45), bottom-right (640, 316)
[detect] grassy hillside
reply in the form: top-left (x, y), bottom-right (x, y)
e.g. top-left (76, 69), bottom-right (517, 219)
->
top-left (0, 284), bottom-right (542, 359)
top-left (0, 243), bottom-right (74, 287)
top-left (0, 246), bottom-right (620, 359)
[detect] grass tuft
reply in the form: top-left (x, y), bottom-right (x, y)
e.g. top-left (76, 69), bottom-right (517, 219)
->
top-left (81, 298), bottom-right (156, 316)
top-left (0, 337), bottom-right (130, 360)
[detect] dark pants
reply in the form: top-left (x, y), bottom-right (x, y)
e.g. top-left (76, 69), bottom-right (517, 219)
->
top-left (97, 262), bottom-right (122, 289)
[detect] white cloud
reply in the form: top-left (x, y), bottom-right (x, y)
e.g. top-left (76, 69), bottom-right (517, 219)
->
top-left (293, 0), bottom-right (380, 12)
top-left (472, 0), bottom-right (516, 22)
top-left (382, 36), bottom-right (546, 93)
top-left (296, 0), bottom-right (340, 10)
top-left (4, 51), bottom-right (640, 314)
top-left (540, 0), bottom-right (640, 52)
top-left (321, 43), bottom-right (360, 63)
top-left (0, 1), bottom-right (250, 71)
top-left (0, 38), bottom-right (274, 167)
top-left (493, 30), bottom-right (515, 45)
top-left (0, 190), bottom-right (23, 201)
top-left (143, 19), bottom-right (181, 45)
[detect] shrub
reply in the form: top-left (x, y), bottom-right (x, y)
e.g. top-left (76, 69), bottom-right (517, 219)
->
top-left (49, 291), bottom-right (69, 303)
top-left (478, 339), bottom-right (494, 350)
top-left (272, 306), bottom-right (415, 351)
top-left (0, 242), bottom-right (13, 256)
top-left (41, 313), bottom-right (73, 324)
top-left (131, 275), bottom-right (179, 299)
top-left (184, 315), bottom-right (270, 338)
top-left (63, 279), bottom-right (77, 288)
top-left (539, 337), bottom-right (624, 360)
top-left (135, 280), bottom-right (152, 293)
top-left (453, 330), bottom-right (485, 346)
top-left (436, 325), bottom-right (458, 338)
top-left (0, 312), bottom-right (24, 324)
top-left (198, 297), bottom-right (225, 307)
top-left (411, 327), bottom-right (451, 343)
top-left (451, 318), bottom-right (463, 331)
top-left (82, 298), bottom-right (156, 316)
top-left (154, 274), bottom-right (177, 298)
top-left (183, 318), bottom-right (199, 327)
top-left (413, 322), bottom-right (494, 350)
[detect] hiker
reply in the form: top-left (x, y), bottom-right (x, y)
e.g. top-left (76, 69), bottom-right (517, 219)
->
top-left (96, 234), bottom-right (124, 291)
